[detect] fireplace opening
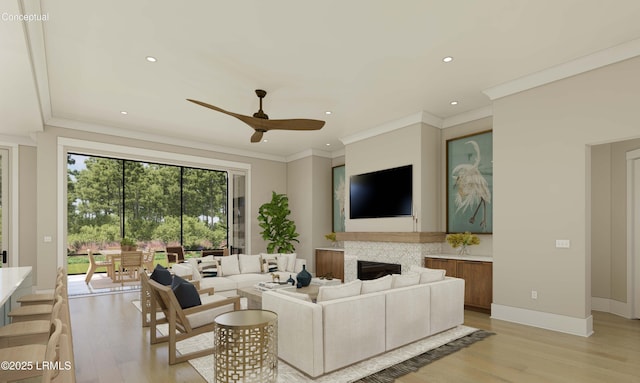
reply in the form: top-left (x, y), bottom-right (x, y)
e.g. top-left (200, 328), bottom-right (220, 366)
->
top-left (357, 260), bottom-right (401, 280)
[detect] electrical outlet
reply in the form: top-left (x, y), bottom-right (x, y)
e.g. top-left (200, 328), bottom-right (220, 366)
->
top-left (555, 239), bottom-right (570, 248)
top-left (531, 290), bottom-right (538, 300)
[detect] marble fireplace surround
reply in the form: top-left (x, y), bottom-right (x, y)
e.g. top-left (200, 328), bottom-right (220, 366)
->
top-left (335, 232), bottom-right (446, 282)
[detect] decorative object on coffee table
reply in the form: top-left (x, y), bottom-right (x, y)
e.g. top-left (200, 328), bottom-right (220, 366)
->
top-left (286, 275), bottom-right (295, 285)
top-left (296, 264), bottom-right (312, 288)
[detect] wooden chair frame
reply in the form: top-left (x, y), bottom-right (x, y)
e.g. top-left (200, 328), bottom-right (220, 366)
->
top-left (147, 278), bottom-right (241, 364)
top-left (165, 246), bottom-right (185, 264)
top-left (85, 250), bottom-right (114, 283)
top-left (116, 251), bottom-right (143, 285)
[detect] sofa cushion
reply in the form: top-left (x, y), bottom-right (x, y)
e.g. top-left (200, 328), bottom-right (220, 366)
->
top-left (219, 254), bottom-right (240, 276)
top-left (150, 264), bottom-right (172, 285)
top-left (226, 273), bottom-right (272, 289)
top-left (276, 289), bottom-right (312, 302)
top-left (317, 280), bottom-right (362, 302)
top-left (197, 276), bottom-right (238, 292)
top-left (278, 253), bottom-right (297, 272)
top-left (171, 275), bottom-right (201, 309)
top-left (360, 274), bottom-right (392, 294)
top-left (391, 272), bottom-right (420, 288)
top-left (239, 254), bottom-right (262, 274)
top-left (410, 265), bottom-right (446, 284)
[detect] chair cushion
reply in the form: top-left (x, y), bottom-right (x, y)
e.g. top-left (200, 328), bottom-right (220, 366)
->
top-left (239, 254), bottom-right (262, 274)
top-left (317, 280), bottom-right (362, 302)
top-left (360, 274), bottom-right (392, 294)
top-left (171, 275), bottom-right (202, 309)
top-left (150, 264), bottom-right (172, 285)
top-left (219, 254), bottom-right (241, 276)
top-left (409, 265), bottom-right (446, 284)
top-left (186, 295), bottom-right (236, 329)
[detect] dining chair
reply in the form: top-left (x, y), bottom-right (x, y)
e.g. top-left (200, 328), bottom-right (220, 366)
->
top-left (85, 250), bottom-right (114, 283)
top-left (116, 251), bottom-right (143, 285)
top-left (143, 249), bottom-right (156, 271)
top-left (18, 267), bottom-right (66, 305)
top-left (165, 246), bottom-right (185, 264)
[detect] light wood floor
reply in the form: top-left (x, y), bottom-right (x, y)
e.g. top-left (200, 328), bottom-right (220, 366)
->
top-left (69, 292), bottom-right (640, 383)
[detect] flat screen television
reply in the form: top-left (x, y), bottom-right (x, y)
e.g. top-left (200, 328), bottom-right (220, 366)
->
top-left (349, 165), bottom-right (413, 219)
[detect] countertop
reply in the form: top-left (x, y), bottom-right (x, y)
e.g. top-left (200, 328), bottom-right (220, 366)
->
top-left (0, 266), bottom-right (33, 306)
top-left (425, 254), bottom-right (493, 262)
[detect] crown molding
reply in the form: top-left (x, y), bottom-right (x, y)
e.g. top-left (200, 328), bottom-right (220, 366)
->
top-left (20, 0), bottom-right (51, 125)
top-left (442, 105), bottom-right (493, 128)
top-left (340, 111), bottom-right (443, 146)
top-left (46, 117), bottom-right (289, 163)
top-left (483, 37), bottom-right (640, 100)
top-left (285, 148), bottom-right (335, 162)
top-left (0, 134), bottom-right (36, 146)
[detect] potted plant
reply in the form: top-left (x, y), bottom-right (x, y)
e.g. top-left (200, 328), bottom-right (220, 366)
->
top-left (257, 191), bottom-right (300, 253)
top-left (445, 232), bottom-right (480, 255)
top-left (120, 237), bottom-right (137, 251)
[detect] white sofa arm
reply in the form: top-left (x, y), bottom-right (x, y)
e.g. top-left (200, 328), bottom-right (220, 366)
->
top-left (429, 277), bottom-right (465, 335)
top-left (262, 290), bottom-right (324, 377)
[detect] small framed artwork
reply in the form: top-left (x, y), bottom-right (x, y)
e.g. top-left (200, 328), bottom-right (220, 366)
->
top-left (332, 165), bottom-right (346, 232)
top-left (446, 130), bottom-right (493, 233)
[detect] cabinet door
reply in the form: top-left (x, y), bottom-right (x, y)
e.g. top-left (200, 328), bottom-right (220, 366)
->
top-left (424, 258), bottom-right (458, 278)
top-left (315, 249), bottom-right (344, 281)
top-left (456, 261), bottom-right (492, 311)
top-left (329, 251), bottom-right (344, 282)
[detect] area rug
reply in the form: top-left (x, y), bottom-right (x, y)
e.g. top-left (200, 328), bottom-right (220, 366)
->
top-left (131, 301), bottom-right (492, 382)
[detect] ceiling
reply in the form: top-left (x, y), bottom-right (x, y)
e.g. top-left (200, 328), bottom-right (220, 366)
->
top-left (3, 0), bottom-right (640, 159)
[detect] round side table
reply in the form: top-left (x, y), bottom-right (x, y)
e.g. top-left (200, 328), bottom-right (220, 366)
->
top-left (214, 310), bottom-right (278, 383)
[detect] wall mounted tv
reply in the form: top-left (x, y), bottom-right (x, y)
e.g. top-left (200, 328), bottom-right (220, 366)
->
top-left (349, 164), bottom-right (413, 219)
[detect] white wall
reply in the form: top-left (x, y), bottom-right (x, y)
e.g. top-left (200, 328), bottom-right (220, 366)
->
top-left (492, 55), bottom-right (640, 334)
top-left (344, 122), bottom-right (440, 232)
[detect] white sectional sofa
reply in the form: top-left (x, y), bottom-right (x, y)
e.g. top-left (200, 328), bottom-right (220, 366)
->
top-left (262, 273), bottom-right (465, 378)
top-left (171, 253), bottom-right (306, 297)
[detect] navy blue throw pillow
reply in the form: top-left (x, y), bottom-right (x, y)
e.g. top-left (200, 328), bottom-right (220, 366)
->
top-left (150, 264), bottom-right (172, 286)
top-left (171, 275), bottom-right (201, 309)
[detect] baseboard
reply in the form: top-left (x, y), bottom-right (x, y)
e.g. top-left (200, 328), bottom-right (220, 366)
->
top-left (591, 297), bottom-right (632, 319)
top-left (491, 304), bottom-right (594, 337)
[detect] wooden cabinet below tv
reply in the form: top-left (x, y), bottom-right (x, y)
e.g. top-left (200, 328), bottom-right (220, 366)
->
top-left (315, 248), bottom-right (344, 282)
top-left (424, 256), bottom-right (493, 313)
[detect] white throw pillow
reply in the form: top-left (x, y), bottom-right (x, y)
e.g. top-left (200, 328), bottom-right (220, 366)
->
top-left (316, 280), bottom-right (363, 302)
top-left (276, 289), bottom-right (312, 302)
top-left (360, 274), bottom-right (392, 294)
top-left (239, 254), bottom-right (262, 274)
top-left (409, 265), bottom-right (446, 284)
top-left (280, 253), bottom-right (298, 273)
top-left (391, 272), bottom-right (420, 288)
top-left (219, 254), bottom-right (240, 276)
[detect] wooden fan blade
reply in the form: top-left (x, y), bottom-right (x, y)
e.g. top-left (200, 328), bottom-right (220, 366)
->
top-left (250, 130), bottom-right (264, 143)
top-left (187, 98), bottom-right (325, 132)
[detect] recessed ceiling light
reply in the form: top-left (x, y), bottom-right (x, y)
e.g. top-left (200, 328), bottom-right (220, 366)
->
top-left (326, 143), bottom-right (331, 146)
top-left (450, 101), bottom-right (458, 105)
top-left (145, 56), bottom-right (157, 63)
top-left (443, 56), bottom-right (453, 63)
top-left (325, 111), bottom-right (332, 115)
top-left (263, 139), bottom-right (268, 143)
top-left (120, 111), bottom-right (128, 115)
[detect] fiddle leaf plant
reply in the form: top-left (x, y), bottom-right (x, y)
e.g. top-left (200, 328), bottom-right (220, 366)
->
top-left (257, 191), bottom-right (300, 254)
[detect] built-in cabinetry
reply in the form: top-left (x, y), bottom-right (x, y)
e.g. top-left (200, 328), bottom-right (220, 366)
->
top-left (315, 248), bottom-right (344, 282)
top-left (424, 256), bottom-right (492, 313)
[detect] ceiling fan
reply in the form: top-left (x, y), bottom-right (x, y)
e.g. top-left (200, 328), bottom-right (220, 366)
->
top-left (187, 89), bottom-right (325, 143)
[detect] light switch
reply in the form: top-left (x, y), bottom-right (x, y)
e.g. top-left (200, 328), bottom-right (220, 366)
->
top-left (43, 236), bottom-right (52, 243)
top-left (555, 239), bottom-right (570, 248)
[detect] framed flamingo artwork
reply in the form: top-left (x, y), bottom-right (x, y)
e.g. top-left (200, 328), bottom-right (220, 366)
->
top-left (446, 130), bottom-right (493, 233)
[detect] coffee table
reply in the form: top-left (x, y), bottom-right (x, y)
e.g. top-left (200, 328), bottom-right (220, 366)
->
top-left (238, 284), bottom-right (320, 309)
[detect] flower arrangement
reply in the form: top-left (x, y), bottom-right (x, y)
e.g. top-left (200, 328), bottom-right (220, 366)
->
top-left (446, 232), bottom-right (480, 255)
top-left (324, 232), bottom-right (337, 242)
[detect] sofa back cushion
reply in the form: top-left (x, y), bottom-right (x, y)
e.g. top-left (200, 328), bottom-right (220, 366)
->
top-left (360, 274), bottom-right (392, 294)
top-left (410, 265), bottom-right (446, 284)
top-left (391, 272), bottom-right (420, 288)
top-left (219, 254), bottom-right (240, 276)
top-left (277, 253), bottom-right (297, 272)
top-left (276, 289), bottom-right (312, 302)
top-left (239, 254), bottom-right (262, 274)
top-left (316, 280), bottom-right (362, 302)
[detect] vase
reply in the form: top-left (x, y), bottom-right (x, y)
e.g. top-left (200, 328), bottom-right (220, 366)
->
top-left (296, 264), bottom-right (312, 288)
top-left (458, 245), bottom-right (470, 256)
